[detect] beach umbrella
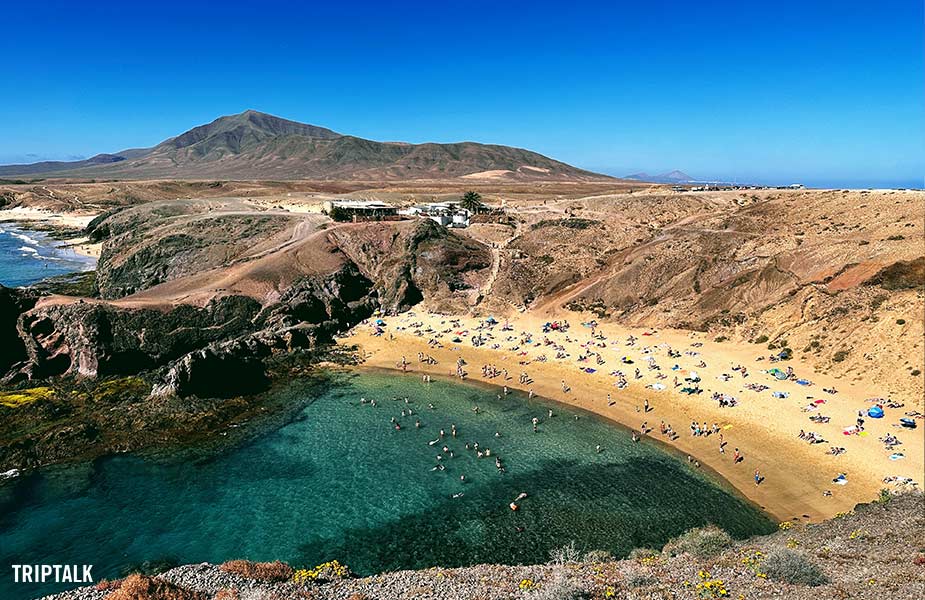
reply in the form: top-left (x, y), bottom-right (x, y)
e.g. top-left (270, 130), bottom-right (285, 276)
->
top-left (867, 406), bottom-right (884, 418)
top-left (375, 319), bottom-right (386, 326)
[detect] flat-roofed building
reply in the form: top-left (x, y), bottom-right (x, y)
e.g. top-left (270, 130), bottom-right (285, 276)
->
top-left (323, 200), bottom-right (399, 222)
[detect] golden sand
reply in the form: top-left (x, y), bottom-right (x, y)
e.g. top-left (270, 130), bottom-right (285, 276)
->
top-left (341, 310), bottom-right (923, 522)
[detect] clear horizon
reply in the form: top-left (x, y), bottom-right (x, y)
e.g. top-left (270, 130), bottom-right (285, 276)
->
top-left (1, 0), bottom-right (922, 189)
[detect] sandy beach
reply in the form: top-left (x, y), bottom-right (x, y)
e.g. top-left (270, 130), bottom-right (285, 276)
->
top-left (0, 206), bottom-right (102, 258)
top-left (341, 310), bottom-right (923, 523)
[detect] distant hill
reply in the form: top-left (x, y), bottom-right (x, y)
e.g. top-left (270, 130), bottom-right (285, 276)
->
top-left (0, 110), bottom-right (610, 181)
top-left (624, 170), bottom-right (695, 184)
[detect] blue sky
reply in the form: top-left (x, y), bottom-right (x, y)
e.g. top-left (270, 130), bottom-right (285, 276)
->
top-left (1, 0), bottom-right (922, 188)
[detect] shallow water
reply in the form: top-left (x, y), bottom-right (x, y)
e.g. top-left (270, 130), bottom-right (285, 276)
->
top-left (0, 224), bottom-right (94, 288)
top-left (0, 371), bottom-right (775, 599)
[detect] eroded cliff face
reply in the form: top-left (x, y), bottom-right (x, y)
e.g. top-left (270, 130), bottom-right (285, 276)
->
top-left (1, 207), bottom-right (490, 398)
top-left (327, 218), bottom-right (491, 313)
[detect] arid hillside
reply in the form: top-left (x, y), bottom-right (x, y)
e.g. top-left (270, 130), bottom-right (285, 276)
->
top-left (0, 111), bottom-right (610, 181)
top-left (0, 181), bottom-right (922, 470)
top-left (461, 187), bottom-right (925, 404)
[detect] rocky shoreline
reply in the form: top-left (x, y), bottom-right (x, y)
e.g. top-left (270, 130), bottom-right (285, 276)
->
top-left (40, 493), bottom-right (925, 600)
top-left (0, 201), bottom-right (490, 473)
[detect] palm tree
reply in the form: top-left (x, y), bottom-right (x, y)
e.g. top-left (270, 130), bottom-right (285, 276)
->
top-left (460, 190), bottom-right (485, 214)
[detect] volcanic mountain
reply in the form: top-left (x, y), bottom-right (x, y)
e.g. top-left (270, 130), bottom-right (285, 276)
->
top-left (0, 110), bottom-right (608, 181)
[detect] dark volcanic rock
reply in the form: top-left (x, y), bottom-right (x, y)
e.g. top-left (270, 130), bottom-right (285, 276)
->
top-left (13, 296), bottom-right (262, 381)
top-left (0, 285), bottom-right (37, 377)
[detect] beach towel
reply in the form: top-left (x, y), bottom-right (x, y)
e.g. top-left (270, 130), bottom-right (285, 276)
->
top-left (772, 391), bottom-right (789, 399)
top-left (768, 368), bottom-right (788, 380)
top-left (584, 368), bottom-right (596, 373)
top-left (796, 379), bottom-right (812, 386)
top-left (889, 453), bottom-right (905, 460)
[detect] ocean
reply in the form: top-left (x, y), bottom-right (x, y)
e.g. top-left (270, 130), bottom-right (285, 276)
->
top-left (0, 223), bottom-right (95, 288)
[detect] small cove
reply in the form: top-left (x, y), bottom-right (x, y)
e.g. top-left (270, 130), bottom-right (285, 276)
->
top-left (0, 370), bottom-right (775, 599)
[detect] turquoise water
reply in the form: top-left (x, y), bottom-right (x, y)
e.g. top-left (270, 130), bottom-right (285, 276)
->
top-left (0, 371), bottom-right (775, 599)
top-left (0, 224), bottom-right (94, 288)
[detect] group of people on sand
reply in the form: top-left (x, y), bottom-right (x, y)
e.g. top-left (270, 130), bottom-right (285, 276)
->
top-left (364, 311), bottom-right (925, 503)
top-left (481, 364), bottom-right (506, 379)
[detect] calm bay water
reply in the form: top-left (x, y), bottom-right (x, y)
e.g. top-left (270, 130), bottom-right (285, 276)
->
top-left (0, 371), bottom-right (775, 599)
top-left (0, 224), bottom-right (94, 288)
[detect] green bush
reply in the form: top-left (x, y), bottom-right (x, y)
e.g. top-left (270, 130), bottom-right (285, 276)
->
top-left (754, 335), bottom-right (769, 344)
top-left (328, 206), bottom-right (351, 222)
top-left (832, 350), bottom-right (849, 363)
top-left (762, 549), bottom-right (828, 586)
top-left (662, 525), bottom-right (733, 558)
top-left (896, 319), bottom-right (906, 325)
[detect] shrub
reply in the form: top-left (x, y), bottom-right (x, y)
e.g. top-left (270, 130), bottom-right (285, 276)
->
top-left (328, 206), bottom-right (351, 222)
top-left (912, 369), bottom-right (922, 377)
top-left (832, 350), bottom-right (849, 363)
top-left (662, 525), bottom-right (733, 558)
top-left (95, 579), bottom-right (122, 592)
top-left (896, 319), bottom-right (906, 325)
top-left (530, 567), bottom-right (586, 600)
top-left (628, 547), bottom-right (659, 562)
top-left (218, 560), bottom-right (293, 582)
top-left (549, 541), bottom-right (583, 565)
top-left (762, 549), bottom-right (828, 586)
top-left (582, 549), bottom-right (613, 563)
top-left (622, 563), bottom-right (658, 588)
top-left (104, 574), bottom-right (206, 600)
top-left (292, 560), bottom-right (352, 583)
top-left (754, 335), bottom-right (769, 344)
top-left (714, 336), bottom-right (728, 343)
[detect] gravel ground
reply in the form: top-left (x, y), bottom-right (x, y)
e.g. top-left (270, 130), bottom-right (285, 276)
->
top-left (41, 492), bottom-right (925, 600)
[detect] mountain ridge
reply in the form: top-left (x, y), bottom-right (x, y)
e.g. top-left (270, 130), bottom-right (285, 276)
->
top-left (0, 111), bottom-right (610, 181)
top-left (624, 170), bottom-right (696, 183)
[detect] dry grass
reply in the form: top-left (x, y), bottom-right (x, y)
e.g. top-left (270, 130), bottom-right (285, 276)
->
top-left (94, 579), bottom-right (122, 592)
top-left (218, 560), bottom-right (294, 583)
top-left (103, 574), bottom-right (206, 600)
